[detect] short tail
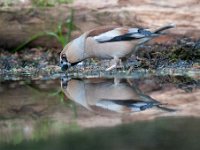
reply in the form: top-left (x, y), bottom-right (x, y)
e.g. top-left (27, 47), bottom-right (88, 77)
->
top-left (153, 23), bottom-right (176, 34)
top-left (136, 23), bottom-right (176, 45)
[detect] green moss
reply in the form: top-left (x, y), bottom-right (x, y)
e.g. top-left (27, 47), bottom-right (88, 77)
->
top-left (167, 40), bottom-right (200, 62)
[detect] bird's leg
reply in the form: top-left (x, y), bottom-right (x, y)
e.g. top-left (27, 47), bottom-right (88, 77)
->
top-left (127, 66), bottom-right (134, 73)
top-left (116, 59), bottom-right (124, 69)
top-left (114, 77), bottom-right (121, 85)
top-left (106, 57), bottom-right (120, 71)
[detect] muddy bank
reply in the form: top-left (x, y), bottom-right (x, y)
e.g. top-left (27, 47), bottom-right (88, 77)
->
top-left (0, 38), bottom-right (199, 78)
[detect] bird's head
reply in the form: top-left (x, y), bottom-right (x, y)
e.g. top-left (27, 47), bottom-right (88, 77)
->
top-left (60, 53), bottom-right (71, 71)
top-left (60, 74), bottom-right (71, 89)
top-left (60, 42), bottom-right (72, 71)
top-left (60, 39), bottom-right (85, 71)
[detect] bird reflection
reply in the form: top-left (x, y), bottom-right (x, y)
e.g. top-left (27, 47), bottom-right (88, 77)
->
top-left (61, 75), bottom-right (173, 114)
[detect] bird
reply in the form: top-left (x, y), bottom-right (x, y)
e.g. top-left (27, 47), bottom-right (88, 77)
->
top-left (61, 76), bottom-right (174, 114)
top-left (60, 24), bottom-right (175, 71)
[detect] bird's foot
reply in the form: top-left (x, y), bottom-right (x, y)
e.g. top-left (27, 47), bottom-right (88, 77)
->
top-left (127, 66), bottom-right (134, 74)
top-left (105, 64), bottom-right (124, 71)
top-left (106, 57), bottom-right (122, 71)
top-left (105, 64), bottom-right (117, 71)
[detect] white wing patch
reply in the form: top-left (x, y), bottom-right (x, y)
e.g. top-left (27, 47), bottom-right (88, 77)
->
top-left (96, 100), bottom-right (123, 112)
top-left (128, 28), bottom-right (139, 33)
top-left (93, 29), bottom-right (122, 42)
top-left (94, 27), bottom-right (155, 43)
top-left (128, 28), bottom-right (148, 38)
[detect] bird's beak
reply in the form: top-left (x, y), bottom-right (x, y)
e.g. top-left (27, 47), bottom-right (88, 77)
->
top-left (61, 75), bottom-right (71, 89)
top-left (60, 60), bottom-right (71, 71)
top-left (60, 55), bottom-right (71, 71)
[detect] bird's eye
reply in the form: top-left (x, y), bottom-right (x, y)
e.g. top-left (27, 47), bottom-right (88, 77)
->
top-left (61, 54), bottom-right (66, 59)
top-left (61, 54), bottom-right (68, 62)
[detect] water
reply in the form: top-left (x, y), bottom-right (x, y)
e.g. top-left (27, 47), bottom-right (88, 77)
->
top-left (0, 70), bottom-right (200, 150)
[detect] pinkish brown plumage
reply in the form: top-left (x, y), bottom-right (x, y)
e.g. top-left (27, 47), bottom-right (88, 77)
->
top-left (60, 24), bottom-right (175, 71)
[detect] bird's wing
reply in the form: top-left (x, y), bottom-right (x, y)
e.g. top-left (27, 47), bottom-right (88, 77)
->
top-left (87, 26), bottom-right (119, 37)
top-left (153, 23), bottom-right (176, 33)
top-left (85, 24), bottom-right (175, 43)
top-left (90, 27), bottom-right (157, 43)
top-left (96, 99), bottom-right (160, 112)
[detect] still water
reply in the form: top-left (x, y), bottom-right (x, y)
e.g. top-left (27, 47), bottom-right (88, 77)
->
top-left (0, 70), bottom-right (200, 150)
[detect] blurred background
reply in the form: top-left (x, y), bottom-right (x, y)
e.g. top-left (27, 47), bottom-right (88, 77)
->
top-left (0, 1), bottom-right (200, 149)
top-left (0, 0), bottom-right (199, 50)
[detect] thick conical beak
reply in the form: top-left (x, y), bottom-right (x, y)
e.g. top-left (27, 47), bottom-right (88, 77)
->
top-left (60, 55), bottom-right (71, 71)
top-left (60, 75), bottom-right (71, 89)
top-left (60, 60), bottom-right (71, 71)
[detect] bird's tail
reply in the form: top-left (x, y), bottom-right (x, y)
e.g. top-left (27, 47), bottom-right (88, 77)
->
top-left (153, 23), bottom-right (176, 34)
top-left (136, 23), bottom-right (176, 45)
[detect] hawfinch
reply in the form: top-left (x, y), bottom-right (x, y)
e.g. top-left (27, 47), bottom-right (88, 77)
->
top-left (60, 24), bottom-right (175, 71)
top-left (61, 77), bottom-right (173, 114)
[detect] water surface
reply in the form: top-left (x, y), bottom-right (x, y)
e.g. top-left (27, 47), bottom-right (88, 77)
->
top-left (0, 70), bottom-right (200, 149)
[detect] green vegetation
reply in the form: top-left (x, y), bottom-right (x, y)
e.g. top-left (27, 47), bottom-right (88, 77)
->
top-left (1, 0), bottom-right (73, 7)
top-left (31, 0), bottom-right (73, 7)
top-left (49, 89), bottom-right (78, 118)
top-left (49, 89), bottom-right (66, 103)
top-left (0, 118), bottom-right (80, 144)
top-left (1, 117), bottom-right (200, 150)
top-left (169, 45), bottom-right (200, 62)
top-left (12, 9), bottom-right (75, 52)
top-left (25, 81), bottom-right (78, 118)
top-left (46, 8), bottom-right (75, 48)
top-left (1, 0), bottom-right (20, 7)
